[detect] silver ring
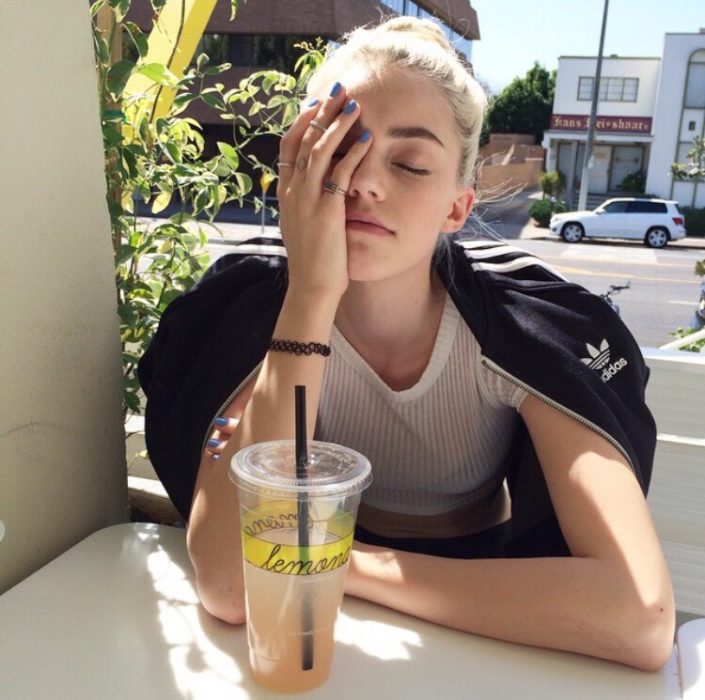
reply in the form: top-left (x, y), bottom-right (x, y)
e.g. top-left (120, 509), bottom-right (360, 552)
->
top-left (309, 119), bottom-right (326, 134)
top-left (277, 160), bottom-right (295, 168)
top-left (323, 180), bottom-right (347, 196)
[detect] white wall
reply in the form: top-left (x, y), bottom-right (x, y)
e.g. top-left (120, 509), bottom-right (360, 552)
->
top-left (553, 57), bottom-right (660, 117)
top-left (0, 2), bottom-right (128, 593)
top-left (647, 34), bottom-right (705, 204)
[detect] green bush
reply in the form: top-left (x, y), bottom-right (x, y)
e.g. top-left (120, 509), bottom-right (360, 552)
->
top-left (682, 207), bottom-right (705, 238)
top-left (618, 170), bottom-right (646, 193)
top-left (529, 198), bottom-right (567, 227)
top-left (538, 170), bottom-right (565, 198)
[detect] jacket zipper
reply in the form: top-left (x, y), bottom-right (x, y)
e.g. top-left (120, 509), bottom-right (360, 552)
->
top-left (481, 356), bottom-right (635, 472)
top-left (200, 360), bottom-right (264, 454)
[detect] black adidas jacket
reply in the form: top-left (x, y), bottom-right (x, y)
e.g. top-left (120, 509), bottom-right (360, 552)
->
top-left (137, 235), bottom-right (656, 557)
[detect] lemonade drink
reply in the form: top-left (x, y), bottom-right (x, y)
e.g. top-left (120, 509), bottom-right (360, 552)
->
top-left (231, 441), bottom-right (371, 693)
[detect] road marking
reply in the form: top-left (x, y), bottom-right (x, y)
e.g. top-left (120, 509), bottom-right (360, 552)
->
top-left (669, 300), bottom-right (698, 306)
top-left (559, 245), bottom-right (659, 265)
top-left (553, 264), bottom-right (701, 285)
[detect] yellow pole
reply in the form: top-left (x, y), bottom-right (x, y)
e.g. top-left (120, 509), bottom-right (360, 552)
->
top-left (124, 0), bottom-right (218, 122)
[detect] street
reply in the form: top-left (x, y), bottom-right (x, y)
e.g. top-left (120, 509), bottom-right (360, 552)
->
top-left (515, 238), bottom-right (703, 348)
top-left (201, 217), bottom-right (704, 350)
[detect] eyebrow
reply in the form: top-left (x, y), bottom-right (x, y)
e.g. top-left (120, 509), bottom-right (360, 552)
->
top-left (386, 126), bottom-right (445, 148)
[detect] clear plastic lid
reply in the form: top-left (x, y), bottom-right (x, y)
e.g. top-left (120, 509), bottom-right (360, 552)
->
top-left (230, 440), bottom-right (372, 497)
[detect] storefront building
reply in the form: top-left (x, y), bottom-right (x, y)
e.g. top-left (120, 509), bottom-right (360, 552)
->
top-left (543, 30), bottom-right (705, 209)
top-left (542, 56), bottom-right (660, 206)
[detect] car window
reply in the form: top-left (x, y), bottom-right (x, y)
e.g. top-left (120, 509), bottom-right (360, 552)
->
top-left (626, 201), bottom-right (667, 213)
top-left (602, 201), bottom-right (629, 213)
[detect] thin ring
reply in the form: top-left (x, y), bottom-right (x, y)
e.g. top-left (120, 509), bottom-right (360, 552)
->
top-left (323, 180), bottom-right (347, 196)
top-left (309, 119), bottom-right (326, 134)
top-left (277, 161), bottom-right (295, 168)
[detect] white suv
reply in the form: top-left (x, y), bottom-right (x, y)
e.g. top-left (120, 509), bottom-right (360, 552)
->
top-left (549, 198), bottom-right (686, 248)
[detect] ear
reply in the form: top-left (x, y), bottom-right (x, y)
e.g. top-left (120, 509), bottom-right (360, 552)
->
top-left (440, 187), bottom-right (476, 233)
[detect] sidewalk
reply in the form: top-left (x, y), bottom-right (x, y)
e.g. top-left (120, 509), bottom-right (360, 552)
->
top-left (155, 191), bottom-right (705, 251)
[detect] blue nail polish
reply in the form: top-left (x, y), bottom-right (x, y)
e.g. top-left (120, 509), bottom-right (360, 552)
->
top-left (342, 99), bottom-right (357, 115)
top-left (207, 438), bottom-right (222, 448)
top-left (358, 129), bottom-right (371, 143)
top-left (213, 417), bottom-right (228, 426)
top-left (330, 81), bottom-right (342, 97)
top-left (307, 98), bottom-right (319, 107)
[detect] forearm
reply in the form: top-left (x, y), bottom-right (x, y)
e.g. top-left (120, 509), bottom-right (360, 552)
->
top-left (346, 543), bottom-right (674, 671)
top-left (187, 289), bottom-right (340, 621)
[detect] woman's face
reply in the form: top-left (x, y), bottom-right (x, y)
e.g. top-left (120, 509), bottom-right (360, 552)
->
top-left (320, 63), bottom-right (475, 285)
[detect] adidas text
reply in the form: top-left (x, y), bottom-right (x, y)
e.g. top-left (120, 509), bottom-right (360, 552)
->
top-left (600, 358), bottom-right (628, 382)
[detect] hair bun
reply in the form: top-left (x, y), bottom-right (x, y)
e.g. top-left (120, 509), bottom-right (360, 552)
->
top-left (378, 15), bottom-right (451, 51)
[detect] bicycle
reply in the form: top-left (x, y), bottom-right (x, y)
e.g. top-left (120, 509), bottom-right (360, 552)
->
top-left (600, 281), bottom-right (631, 317)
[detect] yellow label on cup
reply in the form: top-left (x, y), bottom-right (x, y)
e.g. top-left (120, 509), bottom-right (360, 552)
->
top-left (242, 532), bottom-right (353, 575)
top-left (241, 501), bottom-right (354, 576)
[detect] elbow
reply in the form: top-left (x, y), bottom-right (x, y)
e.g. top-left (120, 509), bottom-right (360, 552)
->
top-left (187, 529), bottom-right (247, 626)
top-left (196, 573), bottom-right (248, 626)
top-left (618, 593), bottom-right (676, 672)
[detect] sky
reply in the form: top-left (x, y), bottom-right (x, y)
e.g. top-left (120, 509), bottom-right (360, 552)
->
top-left (469, 0), bottom-right (704, 93)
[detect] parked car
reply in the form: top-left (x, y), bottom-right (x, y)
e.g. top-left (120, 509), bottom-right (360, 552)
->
top-left (549, 198), bottom-right (686, 248)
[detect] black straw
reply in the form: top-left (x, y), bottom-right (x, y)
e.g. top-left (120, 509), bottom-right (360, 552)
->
top-left (294, 385), bottom-right (314, 671)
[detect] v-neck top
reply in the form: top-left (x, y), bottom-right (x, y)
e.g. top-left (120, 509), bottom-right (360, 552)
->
top-left (315, 294), bottom-right (526, 517)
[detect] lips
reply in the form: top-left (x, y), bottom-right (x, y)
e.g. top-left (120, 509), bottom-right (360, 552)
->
top-left (345, 213), bottom-right (394, 236)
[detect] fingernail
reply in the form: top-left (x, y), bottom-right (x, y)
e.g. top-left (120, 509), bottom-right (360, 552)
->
top-left (307, 98), bottom-right (319, 107)
top-left (342, 99), bottom-right (357, 115)
top-left (330, 81), bottom-right (342, 97)
top-left (358, 129), bottom-right (371, 143)
top-left (207, 438), bottom-right (223, 448)
top-left (213, 417), bottom-right (228, 426)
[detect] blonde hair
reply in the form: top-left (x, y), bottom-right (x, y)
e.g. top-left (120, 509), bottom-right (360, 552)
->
top-left (306, 16), bottom-right (487, 186)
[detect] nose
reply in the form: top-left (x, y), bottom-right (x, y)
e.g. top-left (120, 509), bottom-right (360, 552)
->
top-left (346, 152), bottom-right (385, 202)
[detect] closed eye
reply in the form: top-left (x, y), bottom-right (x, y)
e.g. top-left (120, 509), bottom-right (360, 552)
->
top-left (395, 163), bottom-right (431, 176)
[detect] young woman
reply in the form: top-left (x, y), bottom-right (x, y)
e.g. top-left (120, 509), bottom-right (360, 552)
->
top-left (138, 17), bottom-right (675, 670)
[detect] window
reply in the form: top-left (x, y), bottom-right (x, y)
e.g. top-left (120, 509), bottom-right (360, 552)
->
top-left (381, 0), bottom-right (405, 13)
top-left (685, 52), bottom-right (705, 108)
top-left (226, 35), bottom-right (319, 73)
top-left (577, 76), bottom-right (638, 102)
top-left (626, 201), bottom-right (667, 214)
top-left (602, 200), bottom-right (629, 213)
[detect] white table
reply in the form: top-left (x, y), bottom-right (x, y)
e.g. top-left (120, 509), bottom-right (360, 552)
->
top-left (0, 523), bottom-right (699, 700)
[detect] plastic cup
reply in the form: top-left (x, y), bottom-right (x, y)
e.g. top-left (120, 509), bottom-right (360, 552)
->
top-left (230, 440), bottom-right (372, 693)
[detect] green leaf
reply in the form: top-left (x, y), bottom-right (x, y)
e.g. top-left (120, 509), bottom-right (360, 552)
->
top-left (152, 190), bottom-right (173, 214)
top-left (124, 21), bottom-right (149, 59)
top-left (202, 92), bottom-right (225, 110)
top-left (93, 31), bottom-right (110, 65)
top-left (102, 108), bottom-right (124, 122)
top-left (216, 141), bottom-right (239, 169)
top-left (89, 0), bottom-right (107, 18)
top-left (116, 244), bottom-right (137, 266)
top-left (137, 62), bottom-right (179, 87)
top-left (107, 60), bottom-right (135, 97)
top-left (102, 124), bottom-right (123, 148)
top-left (203, 63), bottom-right (232, 76)
top-left (234, 172), bottom-right (253, 195)
top-left (229, 0), bottom-right (238, 20)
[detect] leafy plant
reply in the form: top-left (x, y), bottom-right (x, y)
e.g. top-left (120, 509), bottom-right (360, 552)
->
top-left (538, 170), bottom-right (565, 198)
top-left (91, 0), bottom-right (324, 415)
top-left (671, 135), bottom-right (705, 181)
top-left (529, 198), bottom-right (567, 227)
top-left (618, 170), bottom-right (646, 193)
top-left (681, 206), bottom-right (705, 238)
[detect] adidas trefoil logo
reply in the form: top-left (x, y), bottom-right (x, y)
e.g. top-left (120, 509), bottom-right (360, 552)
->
top-left (581, 339), bottom-right (628, 382)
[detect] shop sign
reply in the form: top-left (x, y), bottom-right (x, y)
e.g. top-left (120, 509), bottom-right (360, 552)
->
top-left (550, 114), bottom-right (652, 133)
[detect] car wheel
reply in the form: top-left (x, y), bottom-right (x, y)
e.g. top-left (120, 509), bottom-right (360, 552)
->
top-left (644, 227), bottom-right (669, 248)
top-left (561, 222), bottom-right (584, 243)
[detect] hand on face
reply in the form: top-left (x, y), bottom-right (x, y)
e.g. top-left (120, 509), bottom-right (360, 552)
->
top-left (276, 82), bottom-right (372, 300)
